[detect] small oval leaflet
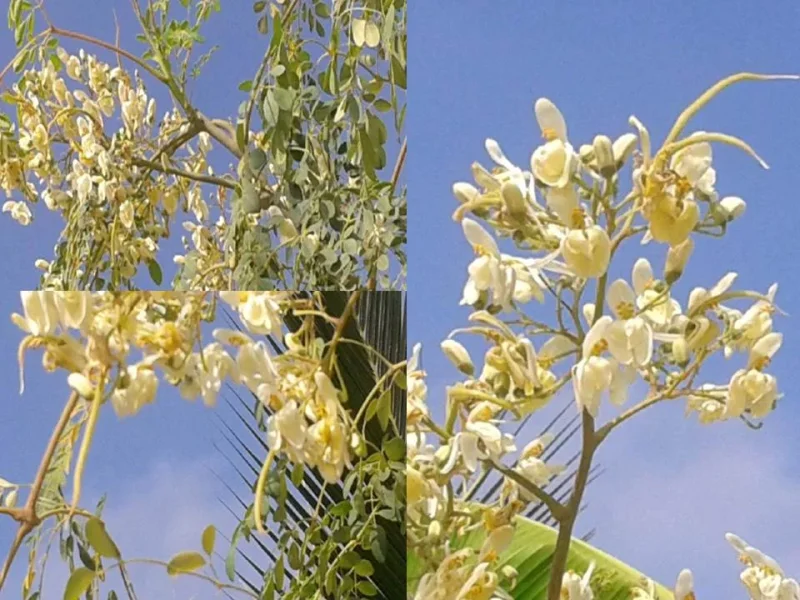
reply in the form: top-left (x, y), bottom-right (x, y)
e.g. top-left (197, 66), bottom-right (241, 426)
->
top-left (63, 568), bottom-right (95, 600)
top-left (85, 517), bottom-right (121, 559)
top-left (166, 551), bottom-right (206, 576)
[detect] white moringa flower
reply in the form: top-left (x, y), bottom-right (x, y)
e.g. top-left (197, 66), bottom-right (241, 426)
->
top-left (407, 343), bottom-right (429, 426)
top-left (725, 334), bottom-right (782, 419)
top-left (724, 284), bottom-right (778, 357)
top-left (531, 98), bottom-right (576, 188)
top-left (520, 433), bottom-right (554, 461)
top-left (441, 402), bottom-right (515, 474)
top-left (572, 317), bottom-right (637, 416)
top-left (12, 291), bottom-right (60, 336)
top-left (561, 562), bottom-right (595, 600)
top-left (632, 258), bottom-right (682, 327)
top-left (2, 200), bottom-right (32, 226)
top-left (605, 278), bottom-right (654, 366)
top-left (670, 133), bottom-right (716, 197)
top-left (452, 181), bottom-right (479, 204)
top-left (220, 292), bottom-right (284, 338)
top-left (266, 400), bottom-right (307, 464)
top-left (196, 342), bottom-right (237, 407)
top-left (560, 226), bottom-right (611, 278)
top-left (67, 372), bottom-right (95, 398)
top-left (515, 456), bottom-right (565, 495)
top-left (111, 365), bottom-right (158, 418)
top-left (686, 271), bottom-right (738, 314)
top-left (54, 292), bottom-right (92, 331)
top-left (120, 199), bottom-right (135, 229)
top-left (441, 339), bottom-right (474, 375)
top-left (545, 185), bottom-right (579, 225)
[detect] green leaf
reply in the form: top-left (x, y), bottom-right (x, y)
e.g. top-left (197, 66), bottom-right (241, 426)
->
top-left (273, 87), bottom-right (294, 111)
top-left (373, 99), bottom-right (392, 113)
top-left (376, 255), bottom-right (390, 272)
top-left (166, 551), bottom-right (206, 576)
top-left (253, 0), bottom-right (266, 12)
top-left (85, 518), bottom-right (121, 559)
top-left (357, 580), bottom-right (378, 596)
top-left (354, 559), bottom-right (375, 577)
top-left (201, 525), bottom-right (216, 556)
top-left (63, 568), bottom-right (95, 600)
top-left (147, 260), bottom-right (163, 286)
top-left (409, 517), bottom-right (674, 599)
top-left (383, 438), bottom-right (404, 461)
top-left (257, 14), bottom-right (269, 34)
top-left (248, 148), bottom-right (268, 172)
top-left (238, 79), bottom-right (253, 92)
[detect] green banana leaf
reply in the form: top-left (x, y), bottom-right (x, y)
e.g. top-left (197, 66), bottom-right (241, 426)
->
top-left (409, 516), bottom-right (673, 599)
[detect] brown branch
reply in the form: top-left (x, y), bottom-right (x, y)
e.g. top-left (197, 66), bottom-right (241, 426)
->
top-left (0, 392), bottom-right (80, 592)
top-left (322, 291), bottom-right (362, 377)
top-left (131, 157), bottom-right (236, 189)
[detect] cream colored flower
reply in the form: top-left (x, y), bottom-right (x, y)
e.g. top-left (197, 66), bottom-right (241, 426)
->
top-left (197, 342), bottom-right (237, 407)
top-left (604, 278), bottom-right (654, 366)
top-left (572, 317), bottom-right (637, 416)
top-left (531, 98), bottom-right (576, 188)
top-left (54, 292), bottom-right (93, 331)
top-left (561, 226), bottom-right (611, 278)
top-left (12, 291), bottom-right (60, 336)
top-left (561, 562), bottom-right (595, 600)
top-left (632, 258), bottom-right (682, 328)
top-left (441, 402), bottom-right (515, 474)
top-left (120, 199), bottom-right (135, 229)
top-left (111, 365), bottom-right (158, 418)
top-left (266, 400), bottom-right (307, 464)
top-left (2, 201), bottom-right (32, 226)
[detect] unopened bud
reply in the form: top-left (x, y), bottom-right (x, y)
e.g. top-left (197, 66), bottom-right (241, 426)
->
top-left (672, 336), bottom-right (690, 365)
top-left (67, 372), bottom-right (95, 398)
top-left (501, 565), bottom-right (519, 589)
top-left (34, 259), bottom-right (49, 271)
top-left (453, 182), bottom-right (479, 204)
top-left (471, 162), bottom-right (497, 190)
top-left (612, 133), bottom-right (638, 168)
top-left (719, 196), bottom-right (746, 221)
top-left (441, 339), bottom-right (474, 376)
top-left (500, 181), bottom-right (527, 220)
top-left (578, 144), bottom-right (595, 164)
top-left (664, 238), bottom-right (694, 284)
top-left (592, 134), bottom-right (615, 176)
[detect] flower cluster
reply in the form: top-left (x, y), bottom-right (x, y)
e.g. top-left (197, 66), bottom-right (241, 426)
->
top-left (411, 74), bottom-right (794, 600)
top-left (13, 291), bottom-right (355, 485)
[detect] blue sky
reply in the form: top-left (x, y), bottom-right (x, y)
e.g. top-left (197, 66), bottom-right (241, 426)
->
top-left (409, 1), bottom-right (800, 596)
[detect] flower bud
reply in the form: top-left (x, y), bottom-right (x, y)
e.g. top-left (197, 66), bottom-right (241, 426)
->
top-left (441, 339), bottom-right (474, 376)
top-left (68, 372), bottom-right (95, 398)
top-left (501, 181), bottom-right (527, 220)
top-left (671, 336), bottom-right (690, 365)
top-left (664, 238), bottom-right (694, 284)
top-left (612, 133), bottom-right (638, 168)
top-left (453, 182), bottom-right (479, 204)
top-left (578, 144), bottom-right (595, 164)
top-left (719, 196), bottom-right (746, 221)
top-left (501, 565), bottom-right (519, 589)
top-left (592, 134), bottom-right (615, 176)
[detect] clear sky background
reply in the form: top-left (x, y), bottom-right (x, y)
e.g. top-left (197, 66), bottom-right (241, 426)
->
top-left (409, 1), bottom-right (800, 597)
top-left (0, 2), bottom-right (275, 596)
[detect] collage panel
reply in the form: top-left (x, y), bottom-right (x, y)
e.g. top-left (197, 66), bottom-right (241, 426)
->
top-left (0, 290), bottom-right (406, 598)
top-left (408, 3), bottom-right (800, 600)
